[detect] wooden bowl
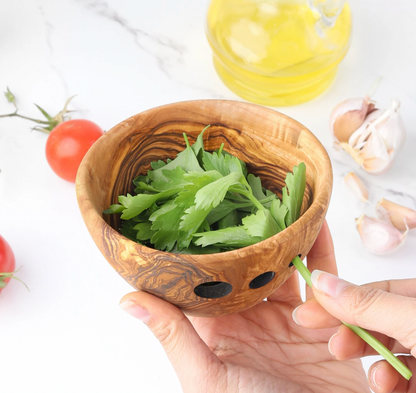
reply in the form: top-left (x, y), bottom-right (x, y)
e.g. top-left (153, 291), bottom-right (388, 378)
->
top-left (76, 100), bottom-right (332, 317)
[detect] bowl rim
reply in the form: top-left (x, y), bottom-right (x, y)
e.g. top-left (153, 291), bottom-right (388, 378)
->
top-left (76, 99), bottom-right (333, 263)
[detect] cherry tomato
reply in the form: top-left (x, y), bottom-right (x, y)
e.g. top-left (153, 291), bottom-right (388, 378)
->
top-left (0, 235), bottom-right (16, 293)
top-left (45, 119), bottom-right (104, 182)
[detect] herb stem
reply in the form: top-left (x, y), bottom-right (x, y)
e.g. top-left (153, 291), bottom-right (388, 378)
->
top-left (236, 189), bottom-right (264, 211)
top-left (183, 133), bottom-right (191, 149)
top-left (218, 143), bottom-right (224, 156)
top-left (291, 255), bottom-right (412, 381)
top-left (258, 195), bottom-right (278, 205)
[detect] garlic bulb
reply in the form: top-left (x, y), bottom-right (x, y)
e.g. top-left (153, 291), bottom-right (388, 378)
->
top-left (344, 172), bottom-right (369, 201)
top-left (330, 98), bottom-right (406, 175)
top-left (376, 198), bottom-right (416, 232)
top-left (356, 215), bottom-right (407, 254)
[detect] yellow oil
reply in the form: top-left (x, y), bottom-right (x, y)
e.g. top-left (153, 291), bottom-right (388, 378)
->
top-left (206, 0), bottom-right (352, 106)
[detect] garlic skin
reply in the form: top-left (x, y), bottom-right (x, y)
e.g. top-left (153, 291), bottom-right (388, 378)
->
top-left (345, 99), bottom-right (405, 174)
top-left (376, 198), bottom-right (416, 232)
top-left (329, 95), bottom-right (376, 144)
top-left (344, 172), bottom-right (369, 201)
top-left (356, 215), bottom-right (407, 254)
top-left (331, 98), bottom-right (406, 175)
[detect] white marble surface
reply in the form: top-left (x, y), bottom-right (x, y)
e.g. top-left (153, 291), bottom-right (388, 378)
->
top-left (1, 1), bottom-right (416, 392)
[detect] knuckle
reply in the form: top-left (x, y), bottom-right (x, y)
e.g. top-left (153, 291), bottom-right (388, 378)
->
top-left (347, 286), bottom-right (386, 322)
top-left (150, 319), bottom-right (182, 354)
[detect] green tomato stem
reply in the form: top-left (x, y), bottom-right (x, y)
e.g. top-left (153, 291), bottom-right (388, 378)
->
top-left (0, 112), bottom-right (50, 124)
top-left (291, 256), bottom-right (412, 381)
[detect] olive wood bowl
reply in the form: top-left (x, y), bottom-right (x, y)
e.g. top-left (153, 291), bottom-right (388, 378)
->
top-left (76, 100), bottom-right (332, 317)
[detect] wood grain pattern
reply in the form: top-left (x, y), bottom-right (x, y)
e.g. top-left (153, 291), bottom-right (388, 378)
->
top-left (76, 100), bottom-right (332, 317)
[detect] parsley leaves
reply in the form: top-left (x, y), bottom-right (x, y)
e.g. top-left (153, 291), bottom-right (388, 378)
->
top-left (104, 126), bottom-right (306, 254)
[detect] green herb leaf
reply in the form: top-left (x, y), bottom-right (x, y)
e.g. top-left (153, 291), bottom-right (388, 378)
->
top-left (150, 203), bottom-right (188, 251)
top-left (217, 209), bottom-right (239, 229)
top-left (103, 204), bottom-right (125, 214)
top-left (195, 171), bottom-right (243, 211)
top-left (120, 220), bottom-right (140, 242)
top-left (282, 162), bottom-right (306, 226)
top-left (205, 199), bottom-right (250, 226)
top-left (120, 188), bottom-right (180, 220)
top-left (175, 171), bottom-right (222, 208)
top-left (175, 243), bottom-right (220, 255)
top-left (151, 166), bottom-right (190, 191)
top-left (242, 209), bottom-right (281, 240)
top-left (191, 124), bottom-right (210, 160)
top-left (193, 226), bottom-right (262, 248)
top-left (150, 133), bottom-right (204, 182)
top-left (134, 222), bottom-right (155, 241)
top-left (151, 160), bottom-right (168, 170)
top-left (179, 205), bottom-right (211, 233)
top-left (247, 174), bottom-right (267, 201)
top-left (269, 199), bottom-right (288, 231)
top-left (133, 174), bottom-right (151, 187)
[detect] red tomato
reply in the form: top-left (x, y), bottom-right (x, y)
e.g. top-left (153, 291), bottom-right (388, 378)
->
top-left (0, 235), bottom-right (16, 293)
top-left (45, 119), bottom-right (104, 182)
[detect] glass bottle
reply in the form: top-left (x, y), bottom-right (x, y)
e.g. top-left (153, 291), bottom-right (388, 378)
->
top-left (206, 0), bottom-right (352, 106)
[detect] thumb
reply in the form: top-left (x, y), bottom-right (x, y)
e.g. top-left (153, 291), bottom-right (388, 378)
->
top-left (119, 291), bottom-right (222, 392)
top-left (310, 270), bottom-right (416, 356)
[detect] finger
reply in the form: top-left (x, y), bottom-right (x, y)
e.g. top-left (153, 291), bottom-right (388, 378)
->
top-left (292, 297), bottom-right (340, 328)
top-left (328, 324), bottom-right (409, 360)
top-left (293, 279), bottom-right (416, 329)
top-left (368, 357), bottom-right (416, 393)
top-left (310, 270), bottom-right (416, 356)
top-left (119, 291), bottom-right (222, 391)
top-left (305, 220), bottom-right (338, 300)
top-left (363, 279), bottom-right (416, 298)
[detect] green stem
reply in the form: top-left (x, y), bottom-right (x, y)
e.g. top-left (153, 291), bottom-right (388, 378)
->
top-left (183, 133), bottom-right (191, 149)
top-left (258, 195), bottom-right (278, 205)
top-left (235, 188), bottom-right (264, 211)
top-left (291, 256), bottom-right (412, 381)
top-left (218, 143), bottom-right (224, 156)
top-left (0, 112), bottom-right (50, 124)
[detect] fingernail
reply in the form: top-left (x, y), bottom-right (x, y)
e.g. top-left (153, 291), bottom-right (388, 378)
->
top-left (328, 330), bottom-right (340, 357)
top-left (370, 364), bottom-right (381, 388)
top-left (311, 270), bottom-right (350, 297)
top-left (119, 300), bottom-right (151, 324)
top-left (292, 305), bottom-right (302, 325)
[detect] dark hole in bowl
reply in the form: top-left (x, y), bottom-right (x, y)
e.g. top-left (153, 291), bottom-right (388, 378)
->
top-left (249, 271), bottom-right (275, 289)
top-left (288, 254), bottom-right (302, 268)
top-left (194, 281), bottom-right (233, 299)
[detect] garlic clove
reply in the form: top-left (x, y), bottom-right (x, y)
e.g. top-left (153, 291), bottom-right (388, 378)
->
top-left (359, 131), bottom-right (392, 174)
top-left (372, 99), bottom-right (406, 151)
top-left (376, 198), bottom-right (416, 232)
top-left (356, 214), bottom-right (407, 254)
top-left (348, 109), bottom-right (382, 148)
top-left (344, 172), bottom-right (369, 201)
top-left (329, 96), bottom-right (376, 143)
top-left (340, 129), bottom-right (391, 174)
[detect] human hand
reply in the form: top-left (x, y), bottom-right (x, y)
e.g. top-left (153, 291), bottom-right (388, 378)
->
top-left (293, 269), bottom-right (416, 392)
top-left (118, 221), bottom-right (370, 393)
